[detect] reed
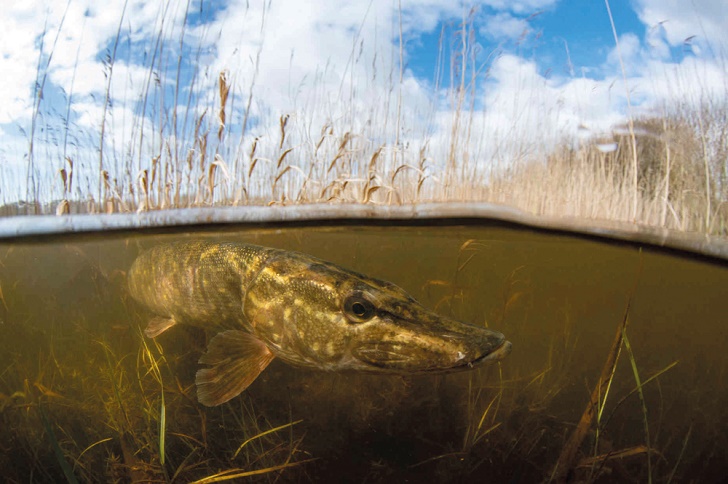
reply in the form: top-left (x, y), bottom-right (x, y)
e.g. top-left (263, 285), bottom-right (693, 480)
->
top-left (4, 3), bottom-right (725, 235)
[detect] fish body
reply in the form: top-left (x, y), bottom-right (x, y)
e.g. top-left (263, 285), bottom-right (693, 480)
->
top-left (128, 241), bottom-right (511, 406)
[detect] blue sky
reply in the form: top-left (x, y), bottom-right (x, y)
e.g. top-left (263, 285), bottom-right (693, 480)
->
top-left (406, 1), bottom-right (645, 81)
top-left (1, 0), bottom-right (726, 204)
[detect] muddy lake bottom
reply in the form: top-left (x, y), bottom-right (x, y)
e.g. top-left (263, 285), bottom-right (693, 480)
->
top-left (0, 224), bottom-right (726, 483)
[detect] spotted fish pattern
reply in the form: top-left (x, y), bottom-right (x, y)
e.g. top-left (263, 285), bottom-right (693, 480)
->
top-left (128, 241), bottom-right (511, 406)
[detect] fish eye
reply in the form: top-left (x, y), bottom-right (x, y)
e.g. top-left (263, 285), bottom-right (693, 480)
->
top-left (343, 293), bottom-right (376, 322)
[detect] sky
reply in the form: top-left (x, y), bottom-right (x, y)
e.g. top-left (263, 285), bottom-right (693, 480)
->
top-left (1, 0), bottom-right (726, 205)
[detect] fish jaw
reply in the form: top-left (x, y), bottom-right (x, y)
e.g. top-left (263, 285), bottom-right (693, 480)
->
top-left (346, 309), bottom-right (511, 373)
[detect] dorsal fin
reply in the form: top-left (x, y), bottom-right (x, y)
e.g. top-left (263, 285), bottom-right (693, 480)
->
top-left (195, 330), bottom-right (275, 406)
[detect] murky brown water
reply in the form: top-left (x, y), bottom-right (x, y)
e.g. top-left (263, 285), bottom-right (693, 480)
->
top-left (1, 224), bottom-right (726, 482)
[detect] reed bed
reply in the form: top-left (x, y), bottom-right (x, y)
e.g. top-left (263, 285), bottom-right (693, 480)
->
top-left (3, 3), bottom-right (726, 236)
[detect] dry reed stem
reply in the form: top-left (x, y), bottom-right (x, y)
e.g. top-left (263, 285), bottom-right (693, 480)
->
top-left (549, 301), bottom-right (630, 483)
top-left (605, 0), bottom-right (639, 221)
top-left (279, 114), bottom-right (289, 149)
top-left (549, 253), bottom-right (643, 483)
top-left (217, 71), bottom-right (230, 142)
top-left (576, 444), bottom-right (650, 468)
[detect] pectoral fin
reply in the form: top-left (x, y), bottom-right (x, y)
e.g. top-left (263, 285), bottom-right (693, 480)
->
top-left (145, 316), bottom-right (178, 338)
top-left (195, 330), bottom-right (275, 407)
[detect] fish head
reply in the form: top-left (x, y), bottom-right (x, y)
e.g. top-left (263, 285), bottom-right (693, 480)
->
top-left (341, 280), bottom-right (512, 373)
top-left (244, 252), bottom-right (511, 373)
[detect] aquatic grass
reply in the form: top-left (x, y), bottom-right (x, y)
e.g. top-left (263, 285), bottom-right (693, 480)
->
top-left (232, 419), bottom-right (303, 460)
top-left (667, 424), bottom-right (692, 484)
top-left (194, 397), bottom-right (310, 482)
top-left (582, 351), bottom-right (679, 482)
top-left (0, 244), bottom-right (307, 481)
top-left (220, 397), bottom-right (294, 467)
top-left (0, 282), bottom-right (9, 314)
top-left (38, 403), bottom-right (80, 484)
top-left (189, 458), bottom-right (317, 484)
top-left (461, 372), bottom-right (504, 452)
top-left (408, 450), bottom-right (467, 470)
top-left (448, 243), bottom-right (582, 472)
top-left (0, 321), bottom-right (106, 480)
top-left (73, 437), bottom-right (113, 474)
top-left (582, 327), bottom-right (666, 483)
top-left (550, 252), bottom-right (646, 483)
top-left (169, 446), bottom-right (206, 481)
top-left (1, 208), bottom-right (726, 480)
top-left (160, 391), bottom-right (166, 466)
top-left (138, 327), bottom-right (169, 467)
top-left (550, 289), bottom-right (633, 481)
top-left (548, 330), bottom-right (624, 483)
top-left (98, 340), bottom-right (131, 432)
top-left (96, 341), bottom-right (154, 480)
top-left (529, 308), bottom-right (578, 408)
top-left (619, 331), bottom-right (650, 481)
top-left (422, 240), bottom-right (513, 469)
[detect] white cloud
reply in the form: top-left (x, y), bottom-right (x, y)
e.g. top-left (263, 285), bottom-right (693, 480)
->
top-left (0, 0), bottom-right (561, 132)
top-left (194, 0), bottom-right (395, 107)
top-left (605, 32), bottom-right (642, 73)
top-left (481, 12), bottom-right (529, 41)
top-left (0, 0), bottom-right (186, 124)
top-left (634, 0), bottom-right (728, 53)
top-left (0, 3), bottom-right (45, 122)
top-left (638, 56), bottom-right (728, 110)
top-left (597, 20), bottom-right (727, 119)
top-left (644, 21), bottom-right (671, 60)
top-left (480, 55), bottom-right (625, 145)
top-left (477, 0), bottom-right (558, 15)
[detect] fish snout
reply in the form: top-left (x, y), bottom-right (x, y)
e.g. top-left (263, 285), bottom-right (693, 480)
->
top-left (471, 330), bottom-right (512, 363)
top-left (450, 326), bottom-right (511, 367)
top-left (350, 321), bottom-right (511, 373)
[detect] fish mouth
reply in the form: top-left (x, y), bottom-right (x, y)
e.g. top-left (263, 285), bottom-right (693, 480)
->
top-left (350, 338), bottom-right (513, 373)
top-left (465, 339), bottom-right (513, 367)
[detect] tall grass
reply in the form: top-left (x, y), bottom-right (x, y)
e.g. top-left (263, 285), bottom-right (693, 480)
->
top-left (484, 112), bottom-right (728, 234)
top-left (5, 3), bottom-right (727, 235)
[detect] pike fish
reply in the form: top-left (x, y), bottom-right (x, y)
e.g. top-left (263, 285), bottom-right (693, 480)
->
top-left (128, 241), bottom-right (512, 406)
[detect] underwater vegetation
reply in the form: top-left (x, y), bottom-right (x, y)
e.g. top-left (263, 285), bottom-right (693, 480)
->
top-left (0, 225), bottom-right (727, 482)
